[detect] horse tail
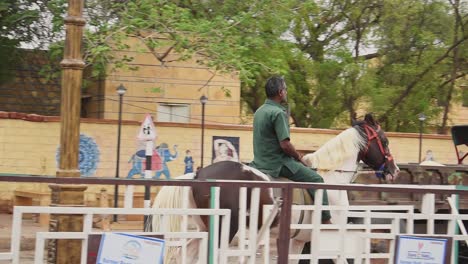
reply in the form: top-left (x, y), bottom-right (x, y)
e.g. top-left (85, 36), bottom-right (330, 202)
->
top-left (151, 173), bottom-right (196, 232)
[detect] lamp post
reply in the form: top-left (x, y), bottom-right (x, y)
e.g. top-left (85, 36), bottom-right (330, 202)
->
top-left (114, 84), bottom-right (126, 222)
top-left (200, 95), bottom-right (208, 168)
top-left (418, 113), bottom-right (426, 163)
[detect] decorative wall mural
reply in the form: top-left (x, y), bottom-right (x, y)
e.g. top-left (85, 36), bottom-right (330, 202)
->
top-left (127, 148), bottom-right (162, 179)
top-left (155, 143), bottom-right (178, 179)
top-left (212, 136), bottom-right (239, 163)
top-left (56, 134), bottom-right (100, 177)
top-left (127, 142), bottom-right (178, 179)
top-left (184, 149), bottom-right (194, 174)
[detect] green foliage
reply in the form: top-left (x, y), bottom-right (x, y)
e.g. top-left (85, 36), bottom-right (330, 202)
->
top-left (0, 0), bottom-right (43, 83)
top-left (1, 0), bottom-right (466, 132)
top-left (373, 0), bottom-right (467, 131)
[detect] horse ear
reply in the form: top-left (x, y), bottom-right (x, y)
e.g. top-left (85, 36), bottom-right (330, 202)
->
top-left (352, 120), bottom-right (363, 126)
top-left (351, 112), bottom-right (358, 126)
top-left (364, 113), bottom-right (378, 126)
top-left (352, 113), bottom-right (365, 127)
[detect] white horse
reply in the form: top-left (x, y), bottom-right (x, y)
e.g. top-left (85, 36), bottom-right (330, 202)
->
top-left (150, 116), bottom-right (400, 263)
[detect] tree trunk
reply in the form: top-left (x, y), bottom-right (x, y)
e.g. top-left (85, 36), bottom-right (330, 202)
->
top-left (439, 0), bottom-right (461, 134)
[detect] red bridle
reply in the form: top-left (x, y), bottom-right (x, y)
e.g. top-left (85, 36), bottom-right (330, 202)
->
top-left (361, 124), bottom-right (394, 164)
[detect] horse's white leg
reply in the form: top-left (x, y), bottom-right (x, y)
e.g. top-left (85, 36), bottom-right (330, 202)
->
top-left (289, 239), bottom-right (306, 264)
top-left (323, 189), bottom-right (350, 264)
top-left (182, 238), bottom-right (202, 264)
top-left (164, 241), bottom-right (203, 264)
top-left (326, 189), bottom-right (349, 222)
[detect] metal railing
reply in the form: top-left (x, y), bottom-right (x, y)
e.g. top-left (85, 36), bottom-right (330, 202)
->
top-left (0, 174), bottom-right (467, 263)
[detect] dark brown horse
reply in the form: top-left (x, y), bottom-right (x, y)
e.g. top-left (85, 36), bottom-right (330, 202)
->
top-left (151, 114), bottom-right (400, 263)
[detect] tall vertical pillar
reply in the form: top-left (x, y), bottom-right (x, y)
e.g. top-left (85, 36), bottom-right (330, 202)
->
top-left (48, 185), bottom-right (87, 263)
top-left (48, 0), bottom-right (87, 263)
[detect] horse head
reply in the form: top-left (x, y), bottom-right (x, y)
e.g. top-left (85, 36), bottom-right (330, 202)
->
top-left (354, 113), bottom-right (400, 182)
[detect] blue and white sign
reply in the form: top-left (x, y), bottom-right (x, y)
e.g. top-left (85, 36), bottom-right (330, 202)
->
top-left (96, 233), bottom-right (165, 264)
top-left (395, 235), bottom-right (450, 264)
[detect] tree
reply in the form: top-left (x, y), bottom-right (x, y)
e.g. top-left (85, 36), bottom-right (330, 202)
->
top-left (0, 0), bottom-right (55, 83)
top-left (1, 0), bottom-right (466, 133)
top-left (439, 0), bottom-right (468, 133)
top-left (373, 0), bottom-right (467, 131)
top-left (34, 0), bottom-right (296, 85)
top-left (246, 0), bottom-right (384, 128)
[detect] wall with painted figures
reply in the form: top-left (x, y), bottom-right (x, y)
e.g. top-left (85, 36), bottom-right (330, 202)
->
top-left (0, 114), bottom-right (460, 208)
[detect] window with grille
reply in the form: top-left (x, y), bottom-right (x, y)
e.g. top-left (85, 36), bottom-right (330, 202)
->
top-left (157, 104), bottom-right (190, 123)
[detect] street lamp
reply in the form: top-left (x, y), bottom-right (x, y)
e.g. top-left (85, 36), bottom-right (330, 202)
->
top-left (200, 95), bottom-right (208, 168)
top-left (114, 84), bottom-right (126, 222)
top-left (418, 113), bottom-right (426, 164)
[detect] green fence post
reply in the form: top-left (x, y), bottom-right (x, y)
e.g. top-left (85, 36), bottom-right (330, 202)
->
top-left (209, 185), bottom-right (215, 264)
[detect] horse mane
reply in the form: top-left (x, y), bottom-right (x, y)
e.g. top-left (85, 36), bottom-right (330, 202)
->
top-left (302, 127), bottom-right (366, 171)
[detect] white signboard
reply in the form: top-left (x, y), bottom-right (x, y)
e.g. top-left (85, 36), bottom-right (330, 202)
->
top-left (96, 233), bottom-right (165, 264)
top-left (137, 114), bottom-right (157, 141)
top-left (395, 235), bottom-right (450, 264)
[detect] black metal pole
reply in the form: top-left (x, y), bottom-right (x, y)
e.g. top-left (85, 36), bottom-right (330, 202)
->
top-left (143, 150), bottom-right (151, 229)
top-left (201, 102), bottom-right (205, 168)
top-left (277, 185), bottom-right (292, 263)
top-left (418, 120), bottom-right (423, 163)
top-left (113, 94), bottom-right (123, 222)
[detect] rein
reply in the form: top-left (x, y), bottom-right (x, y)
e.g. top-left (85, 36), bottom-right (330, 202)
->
top-left (359, 124), bottom-right (395, 180)
top-left (309, 167), bottom-right (388, 182)
top-left (310, 168), bottom-right (357, 173)
top-left (362, 124), bottom-right (386, 156)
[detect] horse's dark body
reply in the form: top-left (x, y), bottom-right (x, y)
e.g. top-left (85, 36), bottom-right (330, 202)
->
top-left (193, 161), bottom-right (275, 242)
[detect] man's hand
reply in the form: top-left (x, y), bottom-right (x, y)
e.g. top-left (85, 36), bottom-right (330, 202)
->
top-left (280, 139), bottom-right (305, 164)
top-left (298, 154), bottom-right (310, 167)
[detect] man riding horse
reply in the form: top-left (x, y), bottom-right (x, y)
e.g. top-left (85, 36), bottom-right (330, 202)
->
top-left (150, 76), bottom-right (400, 263)
top-left (249, 76), bottom-right (332, 224)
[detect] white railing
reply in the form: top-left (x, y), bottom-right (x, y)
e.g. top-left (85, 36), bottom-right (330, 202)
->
top-left (0, 188), bottom-right (467, 264)
top-left (258, 193), bottom-right (468, 264)
top-left (0, 206), bottom-right (231, 264)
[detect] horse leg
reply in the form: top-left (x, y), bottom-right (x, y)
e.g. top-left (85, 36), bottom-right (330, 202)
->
top-left (299, 242), bottom-right (323, 264)
top-left (164, 241), bottom-right (204, 264)
top-left (298, 242), bottom-right (336, 264)
top-left (183, 238), bottom-right (203, 264)
top-left (299, 242), bottom-right (309, 264)
top-left (228, 210), bottom-right (239, 243)
top-left (288, 239), bottom-right (305, 264)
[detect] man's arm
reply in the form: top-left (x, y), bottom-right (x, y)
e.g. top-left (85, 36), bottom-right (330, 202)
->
top-left (280, 139), bottom-right (306, 165)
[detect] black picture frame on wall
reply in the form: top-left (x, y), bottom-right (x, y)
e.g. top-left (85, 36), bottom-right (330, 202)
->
top-left (211, 136), bottom-right (240, 164)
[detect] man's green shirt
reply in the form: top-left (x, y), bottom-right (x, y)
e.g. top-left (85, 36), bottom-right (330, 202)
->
top-left (250, 99), bottom-right (301, 177)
